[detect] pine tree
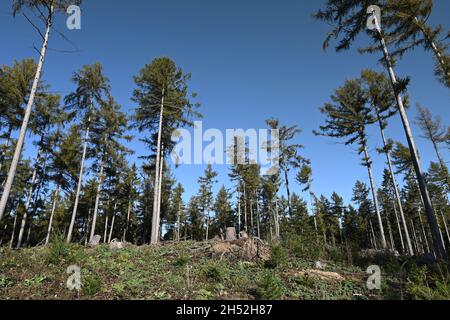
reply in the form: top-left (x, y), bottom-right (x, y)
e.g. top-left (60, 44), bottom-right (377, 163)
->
top-left (315, 78), bottom-right (387, 249)
top-left (133, 57), bottom-right (200, 244)
top-left (197, 164), bottom-right (218, 241)
top-left (64, 63), bottom-right (111, 243)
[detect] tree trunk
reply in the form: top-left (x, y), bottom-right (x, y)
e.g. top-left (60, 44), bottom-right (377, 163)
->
top-left (155, 145), bottom-right (164, 243)
top-left (45, 186), bottom-right (60, 245)
top-left (150, 91), bottom-right (165, 245)
top-left (369, 219), bottom-right (378, 250)
top-left (386, 210), bottom-right (395, 250)
top-left (372, 14), bottom-right (447, 259)
top-left (17, 159), bottom-right (41, 248)
top-left (103, 211), bottom-right (109, 244)
top-left (363, 145), bottom-right (387, 249)
top-left (284, 169), bottom-right (293, 217)
top-left (413, 17), bottom-right (450, 80)
top-left (176, 201), bottom-right (181, 242)
top-left (376, 110), bottom-right (414, 255)
top-left (255, 190), bottom-right (260, 239)
top-left (411, 221), bottom-right (420, 254)
top-left (417, 208), bottom-right (431, 253)
top-left (393, 202), bottom-right (406, 254)
top-left (274, 198), bottom-right (280, 239)
top-left (123, 200), bottom-right (132, 242)
top-left (89, 160), bottom-right (104, 242)
top-left (0, 4), bottom-right (54, 222)
top-left (9, 210), bottom-right (18, 249)
top-left (108, 203), bottom-right (117, 244)
top-left (237, 187), bottom-right (241, 235)
top-left (67, 120), bottom-right (91, 243)
top-left (440, 210), bottom-right (450, 245)
top-left (243, 183), bottom-right (247, 232)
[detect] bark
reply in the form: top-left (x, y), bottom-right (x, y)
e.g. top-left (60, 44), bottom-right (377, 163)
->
top-left (17, 154), bottom-right (41, 249)
top-left (0, 4), bottom-right (54, 222)
top-left (103, 211), bottom-right (109, 243)
top-left (372, 13), bottom-right (446, 259)
top-left (284, 169), bottom-right (293, 217)
top-left (255, 190), bottom-right (260, 239)
top-left (274, 198), bottom-right (280, 239)
top-left (45, 186), bottom-right (60, 245)
top-left (392, 202), bottom-right (406, 253)
top-left (9, 210), bottom-right (18, 249)
top-left (363, 145), bottom-right (387, 249)
top-left (386, 210), bottom-right (395, 250)
top-left (67, 118), bottom-right (91, 243)
top-left (417, 209), bottom-right (431, 253)
top-left (108, 203), bottom-right (117, 243)
top-left (369, 219), bottom-right (378, 250)
top-left (89, 160), bottom-right (104, 242)
top-left (376, 109), bottom-right (414, 255)
top-left (176, 201), bottom-right (181, 242)
top-left (440, 210), bottom-right (450, 245)
top-left (123, 200), bottom-right (132, 242)
top-left (150, 90), bottom-right (165, 245)
top-left (155, 145), bottom-right (164, 242)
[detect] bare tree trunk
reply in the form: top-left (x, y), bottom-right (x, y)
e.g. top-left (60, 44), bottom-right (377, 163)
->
top-left (243, 183), bottom-right (247, 232)
top-left (45, 186), bottom-right (60, 245)
top-left (103, 211), bottom-right (109, 244)
top-left (393, 202), bottom-right (406, 253)
top-left (150, 91), bottom-right (165, 245)
top-left (386, 210), bottom-right (395, 250)
top-left (17, 159), bottom-right (41, 248)
top-left (284, 169), bottom-right (293, 217)
top-left (155, 146), bottom-right (164, 243)
top-left (9, 210), bottom-right (18, 249)
top-left (274, 198), bottom-right (280, 239)
top-left (364, 145), bottom-right (387, 249)
top-left (176, 201), bottom-right (181, 242)
top-left (255, 190), bottom-right (260, 238)
top-left (376, 110), bottom-right (414, 255)
top-left (372, 13), bottom-right (446, 259)
top-left (123, 200), bottom-right (132, 242)
top-left (440, 210), bottom-right (450, 245)
top-left (418, 209), bottom-right (431, 253)
top-left (370, 219), bottom-right (378, 250)
top-left (67, 118), bottom-right (91, 243)
top-left (89, 160), bottom-right (104, 243)
top-left (411, 221), bottom-right (421, 254)
top-left (250, 199), bottom-right (254, 236)
top-left (0, 4), bottom-right (54, 222)
top-left (237, 187), bottom-right (241, 236)
top-left (108, 203), bottom-right (117, 244)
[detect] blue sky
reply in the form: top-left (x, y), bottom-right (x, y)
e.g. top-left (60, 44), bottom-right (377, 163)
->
top-left (1, 0), bottom-right (449, 206)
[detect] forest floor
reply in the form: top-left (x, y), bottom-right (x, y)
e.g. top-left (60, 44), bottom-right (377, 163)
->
top-left (0, 240), bottom-right (421, 300)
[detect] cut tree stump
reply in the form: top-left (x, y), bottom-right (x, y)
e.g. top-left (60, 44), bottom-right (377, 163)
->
top-left (225, 227), bottom-right (237, 241)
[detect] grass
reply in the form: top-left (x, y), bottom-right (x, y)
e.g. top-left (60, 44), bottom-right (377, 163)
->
top-left (0, 241), bottom-right (436, 300)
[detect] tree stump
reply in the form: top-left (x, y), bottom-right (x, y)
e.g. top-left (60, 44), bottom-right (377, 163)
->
top-left (225, 227), bottom-right (237, 241)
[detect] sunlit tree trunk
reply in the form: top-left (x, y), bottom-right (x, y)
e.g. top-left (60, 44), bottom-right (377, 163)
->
top-left (363, 145), bottom-right (387, 249)
top-left (103, 211), bottom-right (109, 243)
top-left (67, 115), bottom-right (91, 243)
top-left (440, 210), bottom-right (450, 245)
top-left (372, 13), bottom-right (446, 259)
top-left (89, 160), bottom-right (104, 242)
top-left (255, 190), bottom-right (260, 238)
top-left (151, 91), bottom-right (165, 245)
top-left (375, 110), bottom-right (414, 255)
top-left (392, 202), bottom-right (406, 253)
top-left (9, 208), bottom-right (18, 249)
top-left (108, 203), bottom-right (117, 244)
top-left (123, 200), bottom-right (132, 242)
top-left (45, 186), bottom-right (60, 245)
top-left (0, 4), bottom-right (54, 222)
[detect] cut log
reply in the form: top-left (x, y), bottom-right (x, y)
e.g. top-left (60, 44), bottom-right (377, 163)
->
top-left (226, 227), bottom-right (237, 241)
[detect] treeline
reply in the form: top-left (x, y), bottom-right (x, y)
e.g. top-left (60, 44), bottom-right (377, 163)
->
top-left (0, 1), bottom-right (449, 260)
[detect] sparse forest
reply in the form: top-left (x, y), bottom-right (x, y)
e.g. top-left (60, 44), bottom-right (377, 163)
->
top-left (0, 0), bottom-right (449, 301)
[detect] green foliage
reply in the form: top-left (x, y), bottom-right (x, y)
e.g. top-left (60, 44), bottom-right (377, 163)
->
top-left (255, 272), bottom-right (285, 300)
top-left (406, 265), bottom-right (450, 300)
top-left (23, 275), bottom-right (47, 287)
top-left (265, 244), bottom-right (287, 269)
top-left (46, 233), bottom-right (83, 265)
top-left (173, 253), bottom-right (191, 267)
top-left (83, 273), bottom-right (102, 296)
top-left (203, 261), bottom-right (228, 282)
top-left (0, 275), bottom-right (13, 289)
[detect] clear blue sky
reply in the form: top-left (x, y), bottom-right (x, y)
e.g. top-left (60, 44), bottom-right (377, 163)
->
top-left (1, 0), bottom-right (449, 206)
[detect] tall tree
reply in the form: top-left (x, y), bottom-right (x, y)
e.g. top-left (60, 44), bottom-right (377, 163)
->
top-left (0, 0), bottom-right (81, 222)
top-left (416, 104), bottom-right (449, 189)
top-left (197, 164), bottom-right (218, 241)
top-left (315, 79), bottom-right (388, 249)
top-left (64, 63), bottom-right (111, 243)
top-left (133, 57), bottom-right (200, 245)
top-left (361, 69), bottom-right (414, 255)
